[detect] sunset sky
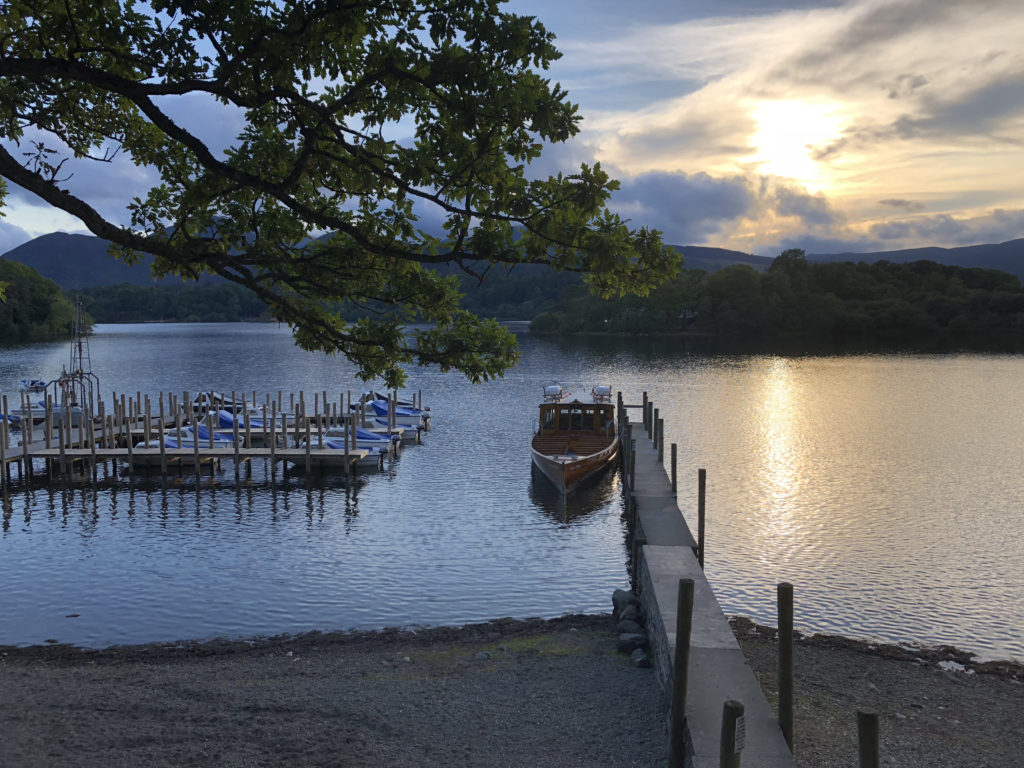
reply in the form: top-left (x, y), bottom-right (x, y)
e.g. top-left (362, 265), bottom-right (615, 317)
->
top-left (2, 0), bottom-right (1023, 258)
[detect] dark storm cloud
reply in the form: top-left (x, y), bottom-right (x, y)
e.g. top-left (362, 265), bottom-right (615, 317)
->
top-left (609, 170), bottom-right (753, 243)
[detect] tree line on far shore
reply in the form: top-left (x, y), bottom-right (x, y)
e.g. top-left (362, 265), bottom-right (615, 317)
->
top-left (530, 249), bottom-right (1024, 339)
top-left (6, 249), bottom-right (1024, 346)
top-left (0, 259), bottom-right (75, 343)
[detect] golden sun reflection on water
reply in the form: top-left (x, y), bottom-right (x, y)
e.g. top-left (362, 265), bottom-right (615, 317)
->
top-left (753, 358), bottom-right (804, 558)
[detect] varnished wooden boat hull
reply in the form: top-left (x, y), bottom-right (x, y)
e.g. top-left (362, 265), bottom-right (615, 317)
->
top-left (530, 438), bottom-right (620, 495)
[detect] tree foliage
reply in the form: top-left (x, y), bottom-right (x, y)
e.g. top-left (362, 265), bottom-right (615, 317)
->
top-left (532, 251), bottom-right (1024, 339)
top-left (0, 258), bottom-right (76, 342)
top-left (0, 0), bottom-right (677, 385)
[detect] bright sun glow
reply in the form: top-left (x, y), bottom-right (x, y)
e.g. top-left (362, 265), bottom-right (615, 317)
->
top-left (748, 99), bottom-right (845, 189)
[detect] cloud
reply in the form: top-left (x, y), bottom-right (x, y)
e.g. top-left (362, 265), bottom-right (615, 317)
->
top-left (771, 184), bottom-right (841, 229)
top-left (609, 170), bottom-right (753, 243)
top-left (869, 208), bottom-right (1024, 246)
top-left (0, 218), bottom-right (31, 255)
top-left (879, 199), bottom-right (927, 213)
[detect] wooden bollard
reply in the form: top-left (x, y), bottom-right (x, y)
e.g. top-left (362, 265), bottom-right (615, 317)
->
top-left (657, 417), bottom-right (664, 461)
top-left (698, 468), bottom-right (707, 569)
top-left (642, 391), bottom-right (648, 431)
top-left (652, 407), bottom-right (659, 445)
top-left (857, 709), bottom-right (880, 768)
top-left (777, 582), bottom-right (794, 752)
top-left (719, 699), bottom-right (745, 768)
top-left (669, 578), bottom-right (696, 768)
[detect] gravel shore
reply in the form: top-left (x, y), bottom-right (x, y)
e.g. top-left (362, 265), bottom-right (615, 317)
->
top-left (3, 614), bottom-right (1022, 767)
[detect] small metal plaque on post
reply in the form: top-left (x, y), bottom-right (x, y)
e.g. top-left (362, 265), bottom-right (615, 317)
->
top-left (734, 714), bottom-right (746, 753)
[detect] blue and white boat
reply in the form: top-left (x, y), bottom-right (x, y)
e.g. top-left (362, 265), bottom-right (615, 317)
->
top-left (365, 399), bottom-right (430, 427)
top-left (298, 436), bottom-right (386, 467)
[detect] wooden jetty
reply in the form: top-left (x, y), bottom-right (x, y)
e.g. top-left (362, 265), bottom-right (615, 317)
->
top-left (1, 389), bottom-right (425, 487)
top-left (616, 392), bottom-right (795, 768)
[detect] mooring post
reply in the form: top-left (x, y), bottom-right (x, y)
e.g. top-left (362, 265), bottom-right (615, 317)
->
top-left (652, 406), bottom-right (659, 445)
top-left (698, 468), bottom-right (707, 569)
top-left (671, 443), bottom-right (678, 493)
top-left (630, 534), bottom-right (646, 592)
top-left (657, 417), bottom-right (665, 461)
top-left (0, 403), bottom-right (7, 492)
top-left (857, 709), bottom-right (880, 768)
top-left (669, 578), bottom-right (696, 768)
top-left (642, 391), bottom-right (648, 431)
top-left (778, 582), bottom-right (794, 752)
top-left (719, 699), bottom-right (745, 768)
top-left (630, 439), bottom-right (636, 490)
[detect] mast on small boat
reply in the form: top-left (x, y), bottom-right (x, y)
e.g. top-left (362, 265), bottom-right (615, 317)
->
top-left (56, 297), bottom-right (99, 413)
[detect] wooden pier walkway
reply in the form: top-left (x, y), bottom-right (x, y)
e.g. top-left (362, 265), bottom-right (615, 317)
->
top-left (0, 388), bottom-right (426, 486)
top-left (619, 395), bottom-right (795, 768)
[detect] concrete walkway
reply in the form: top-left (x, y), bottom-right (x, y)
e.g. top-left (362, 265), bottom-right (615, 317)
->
top-left (625, 416), bottom-right (795, 767)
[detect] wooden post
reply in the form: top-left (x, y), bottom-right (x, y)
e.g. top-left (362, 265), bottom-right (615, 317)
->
top-left (304, 412), bottom-right (312, 474)
top-left (653, 406), bottom-right (659, 445)
top-left (233, 405), bottom-right (240, 477)
top-left (88, 405), bottom-right (97, 475)
top-left (24, 392), bottom-right (34, 447)
top-left (44, 395), bottom-right (53, 450)
top-left (778, 582), bottom-right (794, 752)
top-left (719, 700), bottom-right (745, 768)
top-left (630, 534), bottom-right (646, 592)
top-left (698, 468), bottom-right (707, 569)
top-left (857, 709), bottom-right (880, 768)
top-left (158, 416), bottom-right (167, 474)
top-left (0, 402), bottom-right (7, 492)
top-left (671, 443), bottom-right (678, 493)
top-left (125, 407), bottom-right (134, 475)
top-left (669, 578), bottom-right (696, 768)
top-left (58, 401), bottom-right (68, 478)
top-left (657, 417), bottom-right (664, 461)
top-left (18, 396), bottom-right (30, 474)
top-left (642, 391), bottom-right (648, 431)
top-left (191, 411), bottom-right (201, 481)
top-left (269, 403), bottom-right (276, 469)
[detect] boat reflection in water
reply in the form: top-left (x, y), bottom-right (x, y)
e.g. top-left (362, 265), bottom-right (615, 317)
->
top-left (528, 460), bottom-right (623, 527)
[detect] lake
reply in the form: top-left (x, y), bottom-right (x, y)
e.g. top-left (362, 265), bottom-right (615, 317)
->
top-left (1, 323), bottom-right (1022, 662)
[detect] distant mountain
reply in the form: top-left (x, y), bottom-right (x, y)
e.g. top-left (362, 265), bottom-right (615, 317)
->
top-left (807, 239), bottom-right (1024, 282)
top-left (5, 231), bottom-right (1023, 289)
top-left (672, 245), bottom-right (773, 272)
top-left (0, 232), bottom-right (222, 289)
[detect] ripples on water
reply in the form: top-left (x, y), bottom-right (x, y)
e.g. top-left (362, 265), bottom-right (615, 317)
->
top-left (2, 325), bottom-right (1023, 662)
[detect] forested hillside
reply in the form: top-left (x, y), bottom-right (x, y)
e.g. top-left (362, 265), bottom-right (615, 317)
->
top-left (75, 283), bottom-right (272, 323)
top-left (0, 259), bottom-right (76, 342)
top-left (531, 250), bottom-right (1024, 339)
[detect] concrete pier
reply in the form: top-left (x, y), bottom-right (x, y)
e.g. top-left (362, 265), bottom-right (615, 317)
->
top-left (622, 408), bottom-right (795, 767)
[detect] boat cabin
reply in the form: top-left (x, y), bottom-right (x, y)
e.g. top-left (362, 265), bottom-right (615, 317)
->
top-left (537, 400), bottom-right (615, 437)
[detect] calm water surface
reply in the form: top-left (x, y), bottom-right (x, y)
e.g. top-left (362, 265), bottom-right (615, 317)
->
top-left (1, 324), bottom-right (1021, 662)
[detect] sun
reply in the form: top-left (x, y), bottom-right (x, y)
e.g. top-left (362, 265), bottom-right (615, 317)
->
top-left (748, 99), bottom-right (844, 189)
